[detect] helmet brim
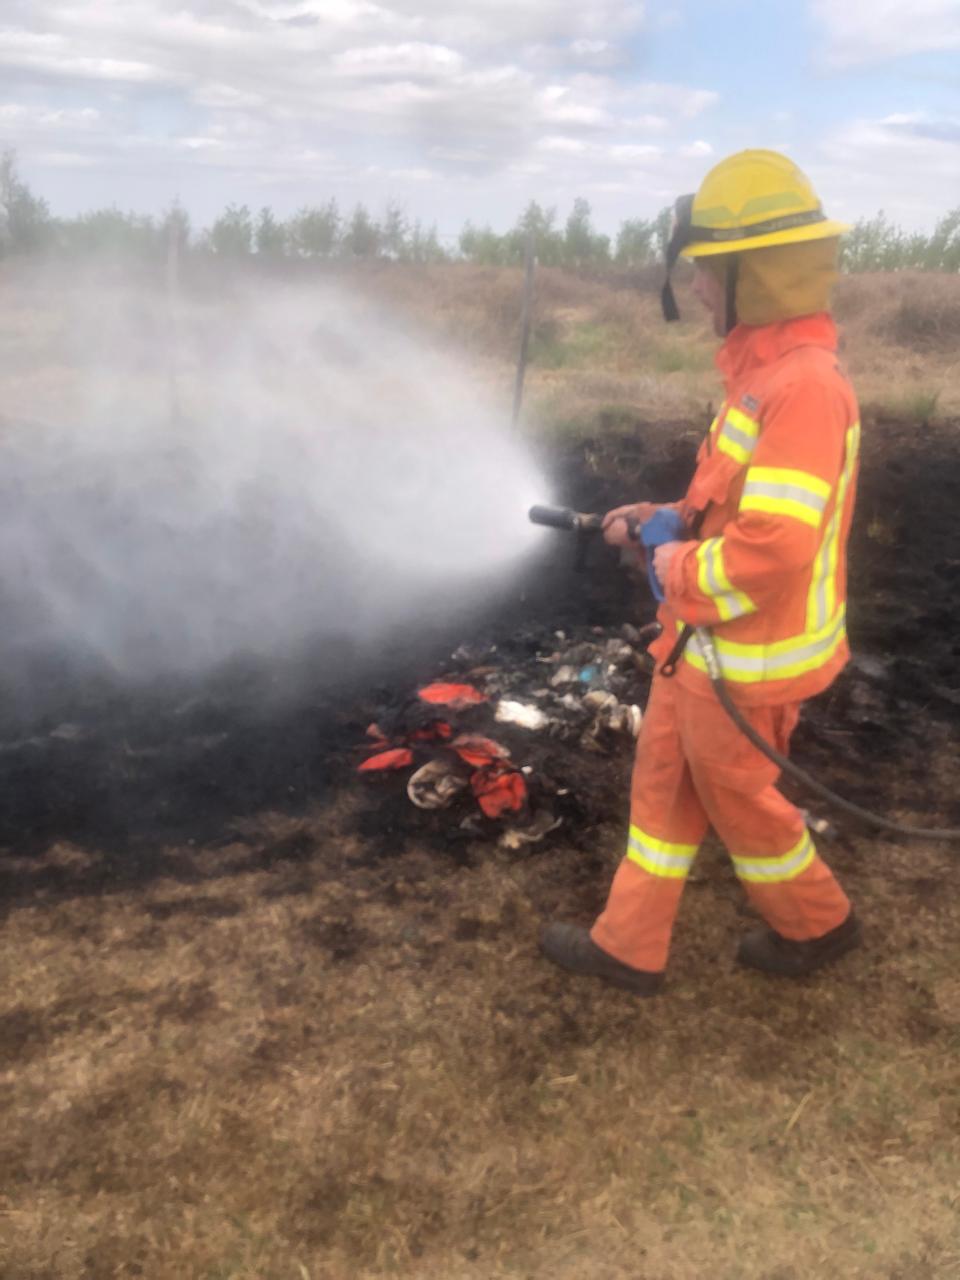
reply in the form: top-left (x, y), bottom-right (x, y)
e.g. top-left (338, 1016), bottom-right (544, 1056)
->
top-left (682, 219), bottom-right (851, 258)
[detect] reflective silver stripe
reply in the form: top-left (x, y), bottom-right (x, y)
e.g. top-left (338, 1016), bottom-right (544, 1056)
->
top-left (808, 423), bottom-right (860, 633)
top-left (716, 407), bottom-right (759, 464)
top-left (690, 608), bottom-right (846, 680)
top-left (699, 538), bottom-right (755, 622)
top-left (742, 480), bottom-right (828, 516)
top-left (721, 421), bottom-right (756, 451)
top-left (732, 832), bottom-right (816, 884)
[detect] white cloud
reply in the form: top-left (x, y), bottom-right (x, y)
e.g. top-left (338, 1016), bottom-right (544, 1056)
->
top-left (537, 135), bottom-right (589, 154)
top-left (680, 139), bottom-right (712, 158)
top-left (333, 41), bottom-right (465, 77)
top-left (609, 143), bottom-right (662, 161)
top-left (625, 83), bottom-right (718, 118)
top-left (813, 113), bottom-right (960, 228)
top-left (0, 0), bottom-right (725, 227)
top-left (811, 0), bottom-right (960, 66)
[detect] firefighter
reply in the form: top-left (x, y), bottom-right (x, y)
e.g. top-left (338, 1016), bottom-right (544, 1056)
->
top-left (542, 150), bottom-right (862, 995)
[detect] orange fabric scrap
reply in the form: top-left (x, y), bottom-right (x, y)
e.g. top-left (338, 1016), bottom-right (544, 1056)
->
top-left (417, 682), bottom-right (487, 710)
top-left (358, 747), bottom-right (415, 773)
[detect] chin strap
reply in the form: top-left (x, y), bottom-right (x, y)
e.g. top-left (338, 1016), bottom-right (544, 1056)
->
top-left (660, 194), bottom-right (694, 323)
top-left (724, 256), bottom-right (739, 335)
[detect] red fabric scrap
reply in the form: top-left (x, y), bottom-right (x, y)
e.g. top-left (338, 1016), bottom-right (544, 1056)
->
top-left (359, 720), bottom-right (452, 773)
top-left (417, 682), bottom-right (487, 710)
top-left (471, 762), bottom-right (528, 818)
top-left (358, 747), bottom-right (415, 773)
top-left (452, 734), bottom-right (511, 769)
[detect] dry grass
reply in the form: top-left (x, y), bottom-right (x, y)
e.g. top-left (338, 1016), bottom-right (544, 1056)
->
top-left (346, 263), bottom-right (960, 433)
top-left (3, 258), bottom-right (956, 439)
top-left (2, 792), bottom-right (960, 1279)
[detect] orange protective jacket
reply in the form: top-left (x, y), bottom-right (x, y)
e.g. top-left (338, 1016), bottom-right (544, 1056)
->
top-left (650, 312), bottom-right (860, 706)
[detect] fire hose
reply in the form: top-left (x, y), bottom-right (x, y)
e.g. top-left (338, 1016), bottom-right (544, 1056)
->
top-left (528, 503), bottom-right (960, 842)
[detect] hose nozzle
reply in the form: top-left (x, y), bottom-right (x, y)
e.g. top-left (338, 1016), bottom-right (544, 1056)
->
top-left (528, 504), bottom-right (602, 534)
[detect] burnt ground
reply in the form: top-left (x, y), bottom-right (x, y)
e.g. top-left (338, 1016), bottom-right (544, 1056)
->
top-left (1, 412), bottom-right (958, 899)
top-left (2, 415), bottom-right (960, 1280)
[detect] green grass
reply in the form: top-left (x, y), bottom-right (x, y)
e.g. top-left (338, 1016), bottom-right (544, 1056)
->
top-left (863, 386), bottom-right (942, 425)
top-left (649, 340), bottom-right (715, 375)
top-left (530, 320), bottom-right (620, 369)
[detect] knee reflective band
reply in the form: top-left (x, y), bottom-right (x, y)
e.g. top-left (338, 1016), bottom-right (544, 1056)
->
top-left (627, 825), bottom-right (699, 879)
top-left (731, 831), bottom-right (816, 884)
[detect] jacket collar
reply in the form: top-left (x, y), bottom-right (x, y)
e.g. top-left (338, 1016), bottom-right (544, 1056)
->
top-left (715, 312), bottom-right (837, 389)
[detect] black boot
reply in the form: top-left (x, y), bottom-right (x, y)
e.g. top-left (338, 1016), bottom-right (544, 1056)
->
top-left (540, 923), bottom-right (664, 995)
top-left (737, 912), bottom-right (861, 977)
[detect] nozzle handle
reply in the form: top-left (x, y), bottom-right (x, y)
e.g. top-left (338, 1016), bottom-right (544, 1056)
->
top-left (639, 508), bottom-right (688, 602)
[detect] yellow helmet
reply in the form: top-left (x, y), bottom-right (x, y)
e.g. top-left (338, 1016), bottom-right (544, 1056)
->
top-left (662, 149), bottom-right (849, 320)
top-left (684, 150), bottom-right (849, 257)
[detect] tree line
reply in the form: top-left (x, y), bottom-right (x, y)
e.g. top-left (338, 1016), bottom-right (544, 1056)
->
top-left (2, 150), bottom-right (959, 272)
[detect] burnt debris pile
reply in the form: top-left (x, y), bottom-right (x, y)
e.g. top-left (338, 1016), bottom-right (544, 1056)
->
top-left (354, 620), bottom-right (657, 853)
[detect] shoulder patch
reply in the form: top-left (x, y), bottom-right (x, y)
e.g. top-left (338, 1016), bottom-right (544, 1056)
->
top-left (740, 393), bottom-right (760, 414)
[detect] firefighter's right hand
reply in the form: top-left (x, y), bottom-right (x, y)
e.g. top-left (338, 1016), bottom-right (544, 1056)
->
top-left (601, 502), bottom-right (659, 549)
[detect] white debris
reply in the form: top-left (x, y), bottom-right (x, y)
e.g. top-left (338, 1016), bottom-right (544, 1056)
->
top-left (407, 759), bottom-right (469, 810)
top-left (549, 665), bottom-right (579, 688)
top-left (495, 700), bottom-right (551, 731)
top-left (499, 810), bottom-right (563, 850)
top-left (582, 690), bottom-right (618, 712)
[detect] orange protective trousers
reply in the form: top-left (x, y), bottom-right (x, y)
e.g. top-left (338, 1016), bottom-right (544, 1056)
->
top-left (591, 675), bottom-right (851, 974)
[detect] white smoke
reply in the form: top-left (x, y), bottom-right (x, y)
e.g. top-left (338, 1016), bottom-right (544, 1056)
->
top-left (0, 260), bottom-right (548, 683)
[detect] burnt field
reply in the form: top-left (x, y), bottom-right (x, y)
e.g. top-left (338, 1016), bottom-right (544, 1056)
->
top-left (2, 412), bottom-right (960, 1279)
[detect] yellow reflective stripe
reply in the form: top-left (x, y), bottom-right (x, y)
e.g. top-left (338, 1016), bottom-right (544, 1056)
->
top-left (725, 405), bottom-right (760, 440)
top-left (695, 537), bottom-right (757, 622)
top-left (626, 824), bottom-right (698, 879)
top-left (746, 466), bottom-right (832, 501)
top-left (731, 831), bottom-right (816, 884)
top-left (685, 606), bottom-right (847, 684)
top-left (716, 405), bottom-right (760, 465)
top-left (740, 466), bottom-right (832, 529)
top-left (807, 422), bottom-right (861, 632)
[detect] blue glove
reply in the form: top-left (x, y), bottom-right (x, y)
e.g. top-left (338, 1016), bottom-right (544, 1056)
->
top-left (639, 509), bottom-right (688, 602)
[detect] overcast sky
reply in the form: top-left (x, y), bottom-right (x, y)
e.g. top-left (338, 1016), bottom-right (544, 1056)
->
top-left (2, 0), bottom-right (959, 238)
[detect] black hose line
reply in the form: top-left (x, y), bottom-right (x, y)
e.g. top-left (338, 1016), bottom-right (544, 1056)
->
top-left (693, 628), bottom-right (960, 843)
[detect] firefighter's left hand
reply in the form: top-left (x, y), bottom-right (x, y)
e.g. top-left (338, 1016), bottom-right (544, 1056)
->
top-left (653, 541), bottom-right (683, 588)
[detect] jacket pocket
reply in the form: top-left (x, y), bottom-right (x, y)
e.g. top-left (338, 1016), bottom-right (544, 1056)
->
top-left (684, 449), bottom-right (743, 520)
